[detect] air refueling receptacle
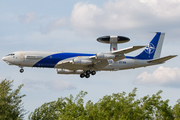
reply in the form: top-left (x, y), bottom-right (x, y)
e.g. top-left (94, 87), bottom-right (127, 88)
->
top-left (97, 36), bottom-right (130, 51)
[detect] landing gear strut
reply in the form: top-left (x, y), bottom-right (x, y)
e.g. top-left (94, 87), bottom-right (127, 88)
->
top-left (80, 70), bottom-right (96, 78)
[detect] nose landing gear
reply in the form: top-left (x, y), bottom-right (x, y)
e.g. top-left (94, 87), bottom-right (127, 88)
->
top-left (19, 66), bottom-right (24, 73)
top-left (80, 70), bottom-right (96, 78)
top-left (20, 68), bottom-right (24, 73)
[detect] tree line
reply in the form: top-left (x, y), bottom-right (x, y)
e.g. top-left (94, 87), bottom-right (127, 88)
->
top-left (1, 79), bottom-right (180, 120)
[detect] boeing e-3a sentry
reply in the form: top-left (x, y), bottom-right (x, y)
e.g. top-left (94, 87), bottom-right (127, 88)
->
top-left (2, 32), bottom-right (177, 78)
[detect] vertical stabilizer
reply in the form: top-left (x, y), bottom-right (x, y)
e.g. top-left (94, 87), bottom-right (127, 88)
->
top-left (135, 32), bottom-right (165, 60)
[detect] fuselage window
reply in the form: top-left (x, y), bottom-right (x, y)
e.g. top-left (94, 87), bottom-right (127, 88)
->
top-left (6, 53), bottom-right (15, 56)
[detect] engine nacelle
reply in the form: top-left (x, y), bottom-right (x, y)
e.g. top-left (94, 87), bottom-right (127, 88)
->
top-left (96, 53), bottom-right (115, 59)
top-left (57, 69), bottom-right (84, 74)
top-left (71, 58), bottom-right (93, 65)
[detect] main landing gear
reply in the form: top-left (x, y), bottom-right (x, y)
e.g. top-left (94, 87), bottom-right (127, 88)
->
top-left (80, 70), bottom-right (96, 78)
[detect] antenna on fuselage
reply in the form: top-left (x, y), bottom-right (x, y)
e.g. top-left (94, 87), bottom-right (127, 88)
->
top-left (97, 36), bottom-right (130, 51)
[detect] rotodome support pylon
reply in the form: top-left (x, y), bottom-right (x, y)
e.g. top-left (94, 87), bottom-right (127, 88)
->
top-left (97, 36), bottom-right (130, 51)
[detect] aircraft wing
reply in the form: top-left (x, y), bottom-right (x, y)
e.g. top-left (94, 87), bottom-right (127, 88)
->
top-left (147, 55), bottom-right (177, 63)
top-left (56, 60), bottom-right (72, 68)
top-left (112, 46), bottom-right (145, 54)
top-left (55, 46), bottom-right (145, 70)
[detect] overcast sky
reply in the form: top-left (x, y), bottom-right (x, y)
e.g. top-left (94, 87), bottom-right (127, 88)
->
top-left (1, 0), bottom-right (180, 119)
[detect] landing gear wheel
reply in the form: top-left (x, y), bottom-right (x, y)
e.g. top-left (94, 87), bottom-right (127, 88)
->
top-left (86, 70), bottom-right (91, 75)
top-left (85, 74), bottom-right (90, 78)
top-left (20, 69), bottom-right (24, 73)
top-left (80, 73), bottom-right (85, 78)
top-left (91, 71), bottom-right (96, 75)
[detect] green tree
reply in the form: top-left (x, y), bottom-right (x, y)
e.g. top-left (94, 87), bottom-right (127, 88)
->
top-left (85, 88), bottom-right (174, 120)
top-left (0, 79), bottom-right (26, 120)
top-left (173, 99), bottom-right (180, 119)
top-left (28, 91), bottom-right (87, 120)
top-left (28, 88), bottom-right (178, 120)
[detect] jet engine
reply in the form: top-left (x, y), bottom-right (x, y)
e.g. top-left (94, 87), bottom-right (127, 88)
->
top-left (71, 58), bottom-right (93, 65)
top-left (96, 53), bottom-right (115, 59)
top-left (57, 69), bottom-right (84, 74)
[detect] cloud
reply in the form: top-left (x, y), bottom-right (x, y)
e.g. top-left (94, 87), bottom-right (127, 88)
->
top-left (40, 18), bottom-right (67, 33)
top-left (18, 12), bottom-right (36, 24)
top-left (22, 79), bottom-right (76, 91)
top-left (70, 0), bottom-right (180, 35)
top-left (70, 2), bottom-right (103, 34)
top-left (13, 1), bottom-right (180, 38)
top-left (17, 12), bottom-right (66, 33)
top-left (48, 18), bottom-right (66, 31)
top-left (139, 0), bottom-right (180, 18)
top-left (135, 66), bottom-right (180, 87)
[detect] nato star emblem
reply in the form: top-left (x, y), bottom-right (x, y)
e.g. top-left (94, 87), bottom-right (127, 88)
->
top-left (145, 43), bottom-right (156, 55)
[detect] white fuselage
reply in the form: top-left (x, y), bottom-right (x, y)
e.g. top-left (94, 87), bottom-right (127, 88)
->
top-left (2, 51), bottom-right (158, 72)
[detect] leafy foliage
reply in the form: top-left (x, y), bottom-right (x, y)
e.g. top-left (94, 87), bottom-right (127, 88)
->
top-left (0, 79), bottom-right (26, 120)
top-left (173, 99), bottom-right (180, 119)
top-left (29, 88), bottom-right (179, 120)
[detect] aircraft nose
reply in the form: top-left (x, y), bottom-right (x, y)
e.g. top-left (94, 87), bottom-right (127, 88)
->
top-left (2, 57), bottom-right (7, 61)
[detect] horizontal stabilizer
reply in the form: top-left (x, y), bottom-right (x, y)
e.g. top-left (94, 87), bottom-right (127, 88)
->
top-left (112, 46), bottom-right (145, 54)
top-left (147, 55), bottom-right (177, 63)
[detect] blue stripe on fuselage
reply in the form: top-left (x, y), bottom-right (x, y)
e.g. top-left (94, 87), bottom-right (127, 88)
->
top-left (125, 56), bottom-right (135, 59)
top-left (33, 53), bottom-right (95, 68)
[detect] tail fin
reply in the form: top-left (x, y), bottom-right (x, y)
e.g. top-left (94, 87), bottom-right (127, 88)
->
top-left (135, 32), bottom-right (165, 60)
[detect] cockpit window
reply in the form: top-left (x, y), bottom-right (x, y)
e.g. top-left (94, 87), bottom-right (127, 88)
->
top-left (6, 53), bottom-right (15, 56)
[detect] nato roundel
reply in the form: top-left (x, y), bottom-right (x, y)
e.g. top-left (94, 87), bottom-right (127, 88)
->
top-left (97, 36), bottom-right (130, 44)
top-left (145, 43), bottom-right (156, 54)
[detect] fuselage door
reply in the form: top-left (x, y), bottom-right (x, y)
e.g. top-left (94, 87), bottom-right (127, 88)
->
top-left (134, 58), bottom-right (139, 65)
top-left (20, 52), bottom-right (25, 62)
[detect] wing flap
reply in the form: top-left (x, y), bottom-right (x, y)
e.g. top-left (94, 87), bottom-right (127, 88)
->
top-left (112, 46), bottom-right (145, 54)
top-left (93, 60), bottom-right (109, 70)
top-left (147, 55), bottom-right (177, 63)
